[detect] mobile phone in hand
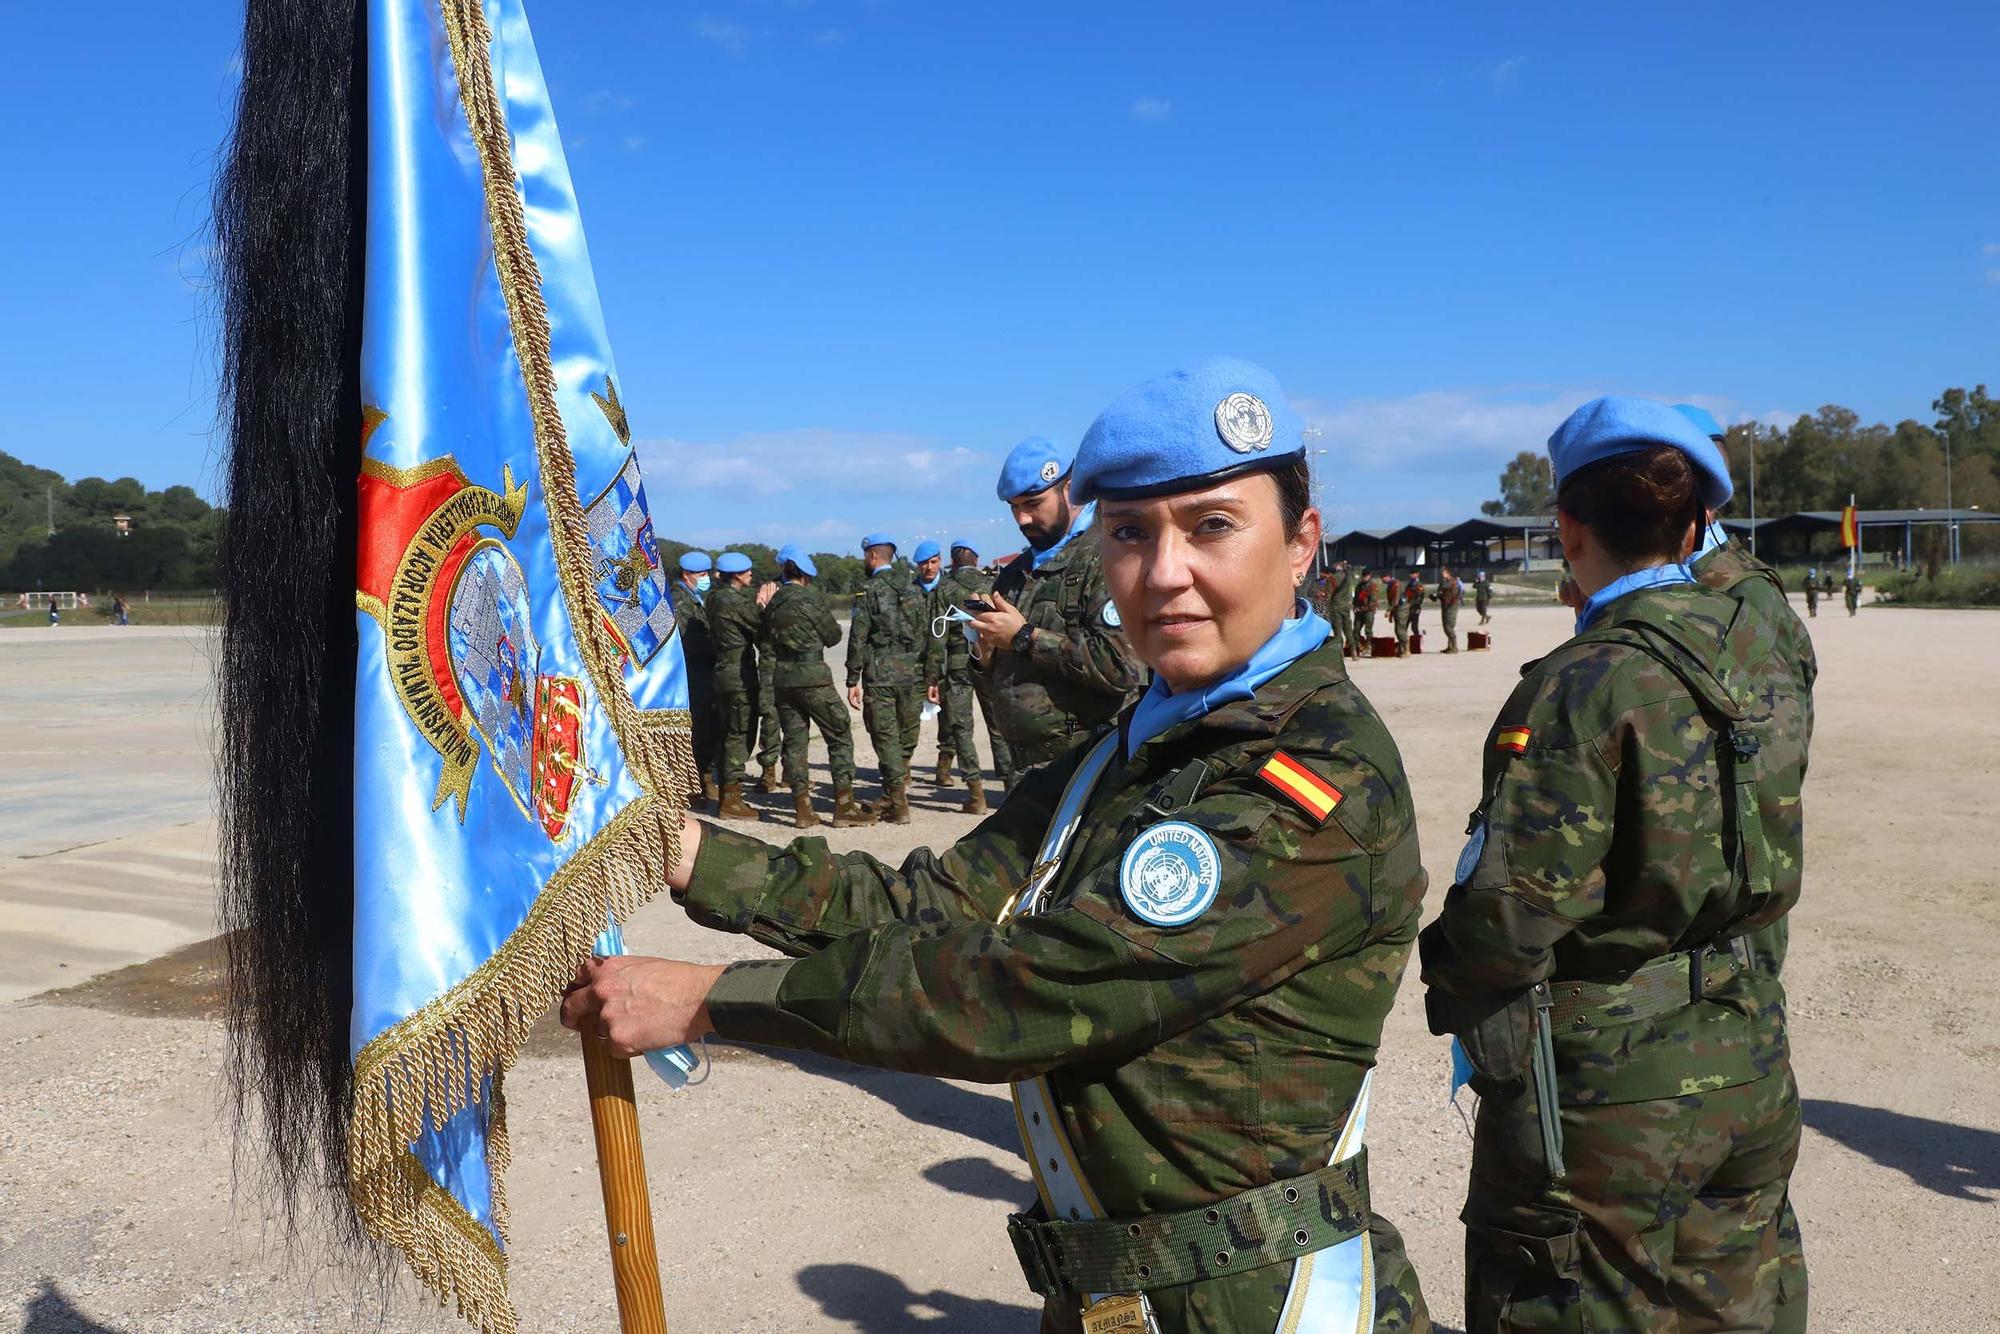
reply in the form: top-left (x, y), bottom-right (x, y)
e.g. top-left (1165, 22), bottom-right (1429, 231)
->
top-left (961, 598), bottom-right (996, 614)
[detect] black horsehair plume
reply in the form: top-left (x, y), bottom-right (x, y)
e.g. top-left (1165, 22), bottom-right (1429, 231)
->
top-left (214, 0), bottom-right (370, 1252)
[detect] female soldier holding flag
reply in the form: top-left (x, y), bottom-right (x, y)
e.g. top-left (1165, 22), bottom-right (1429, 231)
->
top-left (565, 357), bottom-right (1433, 1332)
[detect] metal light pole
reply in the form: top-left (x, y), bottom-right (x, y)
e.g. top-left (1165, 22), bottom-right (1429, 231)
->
top-left (1945, 429), bottom-right (1956, 566)
top-left (1303, 429), bottom-right (1328, 576)
top-left (1748, 427), bottom-right (1758, 555)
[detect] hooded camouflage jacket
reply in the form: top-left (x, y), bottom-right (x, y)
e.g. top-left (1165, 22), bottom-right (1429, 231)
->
top-left (845, 564), bottom-right (929, 689)
top-left (1419, 582), bottom-right (1804, 1107)
top-left (686, 637), bottom-right (1428, 1329)
top-left (760, 581), bottom-right (841, 691)
top-left (1693, 537), bottom-right (1816, 978)
top-left (978, 535), bottom-right (1144, 768)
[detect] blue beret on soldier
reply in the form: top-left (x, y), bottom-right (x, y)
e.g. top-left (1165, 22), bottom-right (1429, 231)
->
top-left (950, 536), bottom-right (978, 557)
top-left (1548, 396), bottom-right (1733, 510)
top-left (782, 544), bottom-right (818, 577)
top-left (677, 551), bottom-right (712, 574)
top-left (715, 551), bottom-right (752, 574)
top-left (859, 531), bottom-right (896, 553)
top-left (1070, 356), bottom-right (1306, 504)
top-left (996, 436), bottom-right (1072, 503)
top-left (1672, 404), bottom-right (1725, 442)
top-left (912, 539), bottom-right (941, 563)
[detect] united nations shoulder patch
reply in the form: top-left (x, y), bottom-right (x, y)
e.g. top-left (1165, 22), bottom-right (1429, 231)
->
top-left (1119, 821), bottom-right (1222, 927)
top-left (1102, 601), bottom-right (1122, 628)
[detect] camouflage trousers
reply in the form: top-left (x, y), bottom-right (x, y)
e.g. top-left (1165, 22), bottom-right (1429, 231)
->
top-left (1357, 609), bottom-right (1376, 645)
top-left (714, 684), bottom-right (756, 787)
top-left (1036, 1216), bottom-right (1431, 1334)
top-left (1440, 607), bottom-right (1458, 651)
top-left (1332, 604), bottom-right (1357, 655)
top-left (775, 683), bottom-right (856, 795)
top-left (689, 679), bottom-right (720, 785)
top-left (936, 676), bottom-right (982, 781)
top-left (862, 683), bottom-right (921, 792)
top-left (753, 672), bottom-right (781, 775)
top-left (1392, 607), bottom-right (1410, 655)
top-left (1462, 1067), bottom-right (1806, 1333)
top-left (972, 672), bottom-right (1017, 789)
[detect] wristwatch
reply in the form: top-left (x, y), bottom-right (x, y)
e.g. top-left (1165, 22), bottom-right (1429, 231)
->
top-left (1011, 623), bottom-right (1036, 656)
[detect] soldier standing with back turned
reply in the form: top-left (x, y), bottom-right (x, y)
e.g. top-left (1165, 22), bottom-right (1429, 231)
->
top-left (846, 533), bottom-right (929, 823)
top-left (762, 544), bottom-right (876, 829)
top-left (967, 436), bottom-right (1145, 773)
top-left (670, 551), bottom-right (720, 809)
top-left (706, 551), bottom-right (764, 822)
top-left (1435, 566), bottom-right (1462, 653)
top-left (923, 537), bottom-right (995, 814)
top-left (1326, 560), bottom-right (1356, 657)
top-left (1423, 398), bottom-right (1807, 1332)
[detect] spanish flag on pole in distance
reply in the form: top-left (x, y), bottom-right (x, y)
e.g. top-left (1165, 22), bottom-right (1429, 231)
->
top-left (1840, 503), bottom-right (1859, 549)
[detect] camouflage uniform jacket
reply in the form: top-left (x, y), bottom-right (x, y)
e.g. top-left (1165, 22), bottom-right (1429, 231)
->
top-left (1354, 576), bottom-right (1377, 611)
top-left (761, 581), bottom-right (841, 691)
top-left (706, 582), bottom-right (763, 696)
top-left (1419, 582), bottom-right (1803, 1106)
top-left (686, 638), bottom-right (1428, 1326)
top-left (923, 564), bottom-right (991, 687)
top-left (669, 583), bottom-right (714, 682)
top-left (845, 565), bottom-right (928, 688)
top-left (1435, 577), bottom-right (1461, 609)
top-left (979, 537), bottom-right (1145, 767)
top-left (1323, 567), bottom-right (1351, 613)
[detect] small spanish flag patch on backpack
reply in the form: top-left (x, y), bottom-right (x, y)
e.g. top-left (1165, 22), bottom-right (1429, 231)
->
top-left (1257, 751), bottom-right (1342, 824)
top-left (1495, 725), bottom-right (1532, 754)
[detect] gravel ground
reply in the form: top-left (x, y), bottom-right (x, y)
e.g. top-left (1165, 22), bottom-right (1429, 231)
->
top-left (1, 604), bottom-right (1996, 1332)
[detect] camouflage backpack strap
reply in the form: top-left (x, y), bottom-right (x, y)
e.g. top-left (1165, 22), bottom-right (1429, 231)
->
top-left (1572, 610), bottom-right (1776, 939)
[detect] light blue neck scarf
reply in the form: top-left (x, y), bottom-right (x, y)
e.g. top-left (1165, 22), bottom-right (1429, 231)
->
top-left (1027, 502), bottom-right (1097, 570)
top-left (920, 575), bottom-right (941, 592)
top-left (1125, 600), bottom-right (1332, 759)
top-left (1692, 520), bottom-right (1727, 565)
top-left (1576, 562), bottom-right (1693, 633)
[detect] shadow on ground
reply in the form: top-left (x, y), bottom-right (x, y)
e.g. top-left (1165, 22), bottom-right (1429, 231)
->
top-left (921, 1155), bottom-right (1033, 1207)
top-left (796, 1263), bottom-right (1035, 1332)
top-left (20, 1280), bottom-right (126, 1334)
top-left (1802, 1098), bottom-right (2000, 1201)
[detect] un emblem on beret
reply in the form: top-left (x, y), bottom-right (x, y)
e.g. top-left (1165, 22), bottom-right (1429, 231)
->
top-left (1215, 393), bottom-right (1274, 454)
top-left (1119, 821), bottom-right (1222, 927)
top-left (1039, 460), bottom-right (1061, 483)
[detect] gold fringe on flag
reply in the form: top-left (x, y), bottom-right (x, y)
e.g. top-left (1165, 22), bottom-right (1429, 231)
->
top-left (345, 0), bottom-right (698, 1326)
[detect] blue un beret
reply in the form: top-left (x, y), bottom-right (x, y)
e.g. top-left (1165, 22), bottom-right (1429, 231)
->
top-left (779, 543), bottom-right (818, 577)
top-left (859, 532), bottom-right (896, 553)
top-left (996, 436), bottom-right (1072, 503)
top-left (950, 536), bottom-right (978, 557)
top-left (1070, 356), bottom-right (1306, 504)
top-left (1548, 397), bottom-right (1734, 511)
top-left (715, 551), bottom-right (752, 574)
top-left (677, 551), bottom-right (712, 574)
top-left (1672, 404), bottom-right (1725, 442)
top-left (912, 539), bottom-right (941, 564)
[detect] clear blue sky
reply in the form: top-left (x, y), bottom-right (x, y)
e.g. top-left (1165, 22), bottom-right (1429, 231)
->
top-left (3, 1), bottom-right (1995, 548)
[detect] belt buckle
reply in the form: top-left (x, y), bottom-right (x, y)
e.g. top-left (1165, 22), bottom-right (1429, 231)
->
top-left (1006, 1213), bottom-right (1061, 1299)
top-left (1081, 1294), bottom-right (1150, 1334)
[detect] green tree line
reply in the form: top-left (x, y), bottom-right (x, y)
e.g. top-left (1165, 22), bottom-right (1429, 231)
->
top-left (1483, 385), bottom-right (2000, 533)
top-left (0, 448), bottom-right (886, 596)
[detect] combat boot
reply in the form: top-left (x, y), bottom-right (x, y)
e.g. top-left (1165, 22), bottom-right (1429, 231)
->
top-left (936, 756), bottom-right (957, 788)
top-left (885, 780), bottom-right (912, 825)
top-left (716, 784), bottom-right (759, 822)
top-left (700, 775), bottom-right (719, 809)
top-left (758, 768), bottom-right (782, 794)
top-left (831, 788), bottom-right (876, 827)
top-left (792, 792), bottom-right (820, 829)
top-left (960, 777), bottom-right (987, 816)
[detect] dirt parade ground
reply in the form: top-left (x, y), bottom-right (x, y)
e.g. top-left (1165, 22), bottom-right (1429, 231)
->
top-left (1, 603), bottom-right (1996, 1333)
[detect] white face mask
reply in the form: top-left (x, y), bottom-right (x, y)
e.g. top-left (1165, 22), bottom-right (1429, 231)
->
top-left (694, 575), bottom-right (712, 594)
top-left (932, 606), bottom-right (978, 643)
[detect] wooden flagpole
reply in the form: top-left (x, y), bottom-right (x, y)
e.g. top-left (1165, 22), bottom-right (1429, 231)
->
top-left (580, 1033), bottom-right (669, 1333)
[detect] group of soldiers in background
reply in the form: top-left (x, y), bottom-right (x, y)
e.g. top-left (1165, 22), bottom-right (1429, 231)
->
top-left (1313, 561), bottom-right (1495, 657)
top-left (667, 435), bottom-right (1144, 828)
top-left (1799, 566), bottom-right (1864, 617)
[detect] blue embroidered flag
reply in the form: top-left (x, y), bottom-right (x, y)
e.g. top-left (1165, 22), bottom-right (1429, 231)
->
top-left (347, 0), bottom-right (694, 1326)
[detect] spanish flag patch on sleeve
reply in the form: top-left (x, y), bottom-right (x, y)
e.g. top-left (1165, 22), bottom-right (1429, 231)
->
top-left (1257, 750), bottom-right (1343, 824)
top-left (1495, 725), bottom-right (1533, 754)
